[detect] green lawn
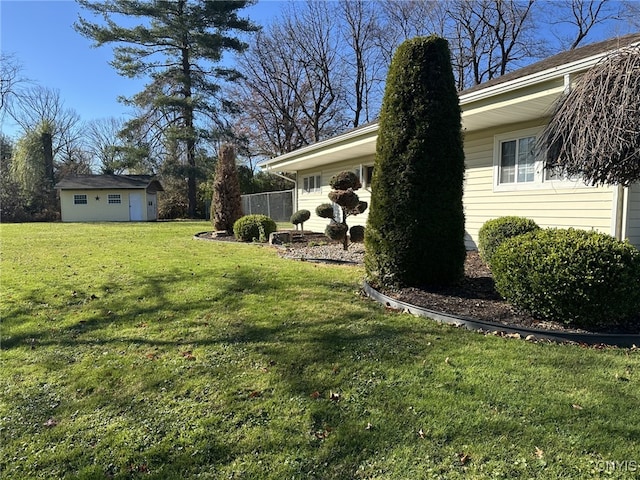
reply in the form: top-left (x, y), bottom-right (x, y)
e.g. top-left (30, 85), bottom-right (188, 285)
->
top-left (1, 222), bottom-right (638, 479)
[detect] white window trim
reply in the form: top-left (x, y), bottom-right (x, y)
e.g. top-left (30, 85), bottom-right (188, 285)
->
top-left (73, 194), bottom-right (88, 205)
top-left (302, 173), bottom-right (322, 194)
top-left (493, 126), bottom-right (590, 192)
top-left (108, 194), bottom-right (122, 204)
top-left (356, 164), bottom-right (375, 190)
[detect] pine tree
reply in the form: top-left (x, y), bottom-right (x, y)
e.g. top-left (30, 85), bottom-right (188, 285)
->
top-left (365, 36), bottom-right (466, 288)
top-left (75, 0), bottom-right (258, 217)
top-left (212, 144), bottom-right (243, 232)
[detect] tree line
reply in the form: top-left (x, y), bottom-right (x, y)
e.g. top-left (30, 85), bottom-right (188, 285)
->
top-left (1, 0), bottom-right (637, 222)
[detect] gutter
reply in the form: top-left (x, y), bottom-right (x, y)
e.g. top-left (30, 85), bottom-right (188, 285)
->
top-left (459, 42), bottom-right (640, 105)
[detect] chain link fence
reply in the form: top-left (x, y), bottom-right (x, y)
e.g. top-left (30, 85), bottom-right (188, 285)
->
top-left (241, 189), bottom-right (294, 222)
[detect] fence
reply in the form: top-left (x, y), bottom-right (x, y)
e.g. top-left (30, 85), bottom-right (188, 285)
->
top-left (241, 189), bottom-right (294, 223)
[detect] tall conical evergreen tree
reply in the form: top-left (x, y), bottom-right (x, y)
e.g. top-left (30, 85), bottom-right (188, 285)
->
top-left (365, 36), bottom-right (466, 288)
top-left (212, 143), bottom-right (243, 232)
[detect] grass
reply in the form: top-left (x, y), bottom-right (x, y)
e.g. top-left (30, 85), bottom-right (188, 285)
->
top-left (1, 221), bottom-right (639, 479)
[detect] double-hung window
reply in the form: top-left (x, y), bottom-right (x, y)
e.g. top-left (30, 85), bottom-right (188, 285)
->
top-left (74, 194), bottom-right (88, 205)
top-left (108, 194), bottom-right (121, 204)
top-left (302, 174), bottom-right (322, 194)
top-left (494, 127), bottom-right (543, 190)
top-left (499, 135), bottom-right (536, 185)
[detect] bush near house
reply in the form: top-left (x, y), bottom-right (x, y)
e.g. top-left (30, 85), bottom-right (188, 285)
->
top-left (365, 36), bottom-right (466, 288)
top-left (233, 214), bottom-right (277, 242)
top-left (290, 209), bottom-right (311, 231)
top-left (478, 216), bottom-right (540, 266)
top-left (317, 171), bottom-right (367, 251)
top-left (491, 228), bottom-right (640, 329)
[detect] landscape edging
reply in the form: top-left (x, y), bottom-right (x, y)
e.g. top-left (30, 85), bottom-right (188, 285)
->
top-left (363, 281), bottom-right (640, 348)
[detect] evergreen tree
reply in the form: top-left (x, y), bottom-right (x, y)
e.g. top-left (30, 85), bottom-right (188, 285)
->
top-left (75, 0), bottom-right (258, 217)
top-left (212, 144), bottom-right (243, 232)
top-left (365, 36), bottom-right (466, 288)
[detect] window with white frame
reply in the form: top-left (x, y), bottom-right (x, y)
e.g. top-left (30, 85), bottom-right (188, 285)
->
top-left (494, 127), bottom-right (585, 190)
top-left (302, 174), bottom-right (322, 194)
top-left (355, 165), bottom-right (374, 188)
top-left (74, 194), bottom-right (88, 205)
top-left (108, 194), bottom-right (121, 204)
top-left (498, 135), bottom-right (536, 185)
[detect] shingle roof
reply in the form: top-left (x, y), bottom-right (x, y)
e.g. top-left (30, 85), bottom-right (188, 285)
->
top-left (55, 174), bottom-right (164, 191)
top-left (460, 32), bottom-right (640, 95)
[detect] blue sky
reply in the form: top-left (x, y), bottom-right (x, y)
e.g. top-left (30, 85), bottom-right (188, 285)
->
top-left (0, 0), bottom-right (285, 138)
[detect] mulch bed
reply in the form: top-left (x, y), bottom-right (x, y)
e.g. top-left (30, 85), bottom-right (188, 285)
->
top-left (196, 230), bottom-right (640, 335)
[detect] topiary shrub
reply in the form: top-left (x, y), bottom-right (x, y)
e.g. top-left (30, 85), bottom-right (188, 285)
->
top-left (290, 209), bottom-right (311, 231)
top-left (233, 214), bottom-right (277, 242)
top-left (349, 225), bottom-right (365, 243)
top-left (318, 170), bottom-right (368, 250)
top-left (212, 143), bottom-right (243, 232)
top-left (325, 222), bottom-right (348, 241)
top-left (491, 228), bottom-right (640, 329)
top-left (478, 216), bottom-right (540, 266)
top-left (365, 36), bottom-right (465, 288)
top-left (316, 203), bottom-right (334, 219)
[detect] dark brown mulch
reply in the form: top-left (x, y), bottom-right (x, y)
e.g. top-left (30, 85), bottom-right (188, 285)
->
top-left (196, 231), bottom-right (640, 335)
top-left (374, 251), bottom-right (640, 335)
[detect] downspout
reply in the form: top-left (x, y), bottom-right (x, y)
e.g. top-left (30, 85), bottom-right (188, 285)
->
top-left (613, 184), bottom-right (627, 241)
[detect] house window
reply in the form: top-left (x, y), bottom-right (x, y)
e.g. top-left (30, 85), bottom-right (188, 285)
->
top-left (108, 194), bottom-right (121, 204)
top-left (364, 165), bottom-right (374, 187)
top-left (499, 136), bottom-right (536, 184)
top-left (302, 174), bottom-right (322, 194)
top-left (74, 194), bottom-right (87, 205)
top-left (494, 127), bottom-right (586, 191)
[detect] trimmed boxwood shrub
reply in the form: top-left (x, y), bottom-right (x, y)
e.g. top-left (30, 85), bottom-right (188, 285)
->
top-left (233, 214), bottom-right (277, 242)
top-left (491, 228), bottom-right (640, 329)
top-left (478, 216), bottom-right (540, 266)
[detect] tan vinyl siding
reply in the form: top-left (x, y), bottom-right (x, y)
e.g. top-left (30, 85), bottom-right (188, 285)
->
top-left (296, 155), bottom-right (374, 233)
top-left (463, 122), bottom-right (615, 249)
top-left (626, 183), bottom-right (640, 248)
top-left (60, 189), bottom-right (144, 222)
top-left (295, 121), bottom-right (617, 250)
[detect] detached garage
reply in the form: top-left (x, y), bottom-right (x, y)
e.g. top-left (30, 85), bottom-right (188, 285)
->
top-left (56, 175), bottom-right (164, 222)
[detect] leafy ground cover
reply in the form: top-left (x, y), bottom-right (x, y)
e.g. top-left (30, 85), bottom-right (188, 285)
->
top-left (1, 222), bottom-right (639, 479)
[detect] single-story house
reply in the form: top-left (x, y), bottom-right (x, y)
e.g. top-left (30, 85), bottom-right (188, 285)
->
top-left (259, 33), bottom-right (640, 250)
top-left (55, 174), bottom-right (164, 222)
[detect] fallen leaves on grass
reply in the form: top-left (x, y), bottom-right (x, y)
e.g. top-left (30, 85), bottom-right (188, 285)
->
top-left (535, 447), bottom-right (544, 459)
top-left (181, 351), bottom-right (196, 361)
top-left (43, 418), bottom-right (58, 428)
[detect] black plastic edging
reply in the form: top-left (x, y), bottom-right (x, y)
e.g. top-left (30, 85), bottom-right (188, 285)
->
top-left (363, 281), bottom-right (640, 348)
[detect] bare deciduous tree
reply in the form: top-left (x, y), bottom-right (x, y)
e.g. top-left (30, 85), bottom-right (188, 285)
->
top-left (540, 44), bottom-right (640, 186)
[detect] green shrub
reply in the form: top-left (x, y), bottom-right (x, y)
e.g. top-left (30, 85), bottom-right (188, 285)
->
top-left (325, 223), bottom-right (348, 242)
top-left (290, 209), bottom-right (311, 230)
top-left (329, 171), bottom-right (361, 190)
top-left (349, 225), bottom-right (365, 243)
top-left (316, 203), bottom-right (334, 219)
top-left (478, 216), bottom-right (540, 266)
top-left (365, 36), bottom-right (465, 288)
top-left (233, 214), bottom-right (277, 242)
top-left (491, 228), bottom-right (640, 329)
